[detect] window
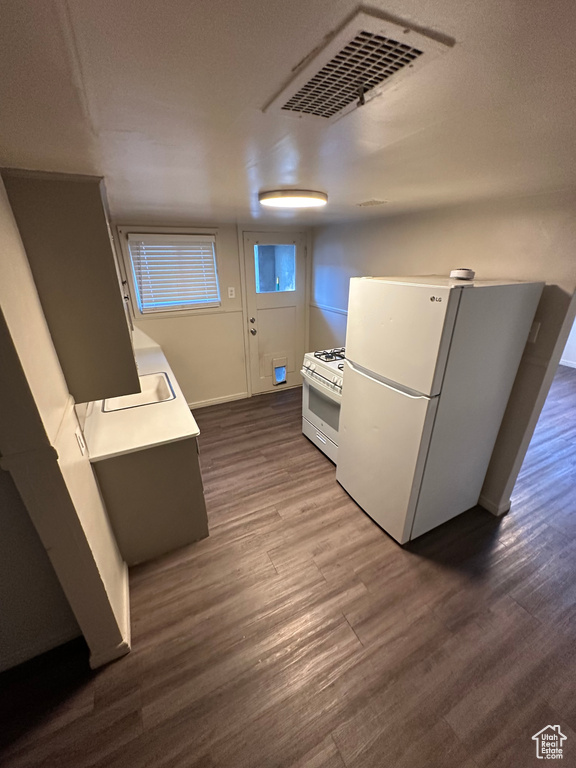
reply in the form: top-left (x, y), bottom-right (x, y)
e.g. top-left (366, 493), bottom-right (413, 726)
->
top-left (254, 244), bottom-right (296, 293)
top-left (127, 233), bottom-right (220, 314)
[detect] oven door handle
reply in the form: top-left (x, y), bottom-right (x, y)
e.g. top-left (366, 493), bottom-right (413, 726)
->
top-left (300, 369), bottom-right (342, 404)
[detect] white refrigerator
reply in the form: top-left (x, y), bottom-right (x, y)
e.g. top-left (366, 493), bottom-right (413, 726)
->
top-left (336, 276), bottom-right (543, 544)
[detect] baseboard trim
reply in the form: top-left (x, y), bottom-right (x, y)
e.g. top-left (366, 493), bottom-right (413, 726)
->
top-left (560, 358), bottom-right (576, 369)
top-left (188, 392), bottom-right (248, 410)
top-left (479, 494), bottom-right (511, 517)
top-left (310, 302), bottom-right (348, 316)
top-left (89, 638), bottom-right (131, 670)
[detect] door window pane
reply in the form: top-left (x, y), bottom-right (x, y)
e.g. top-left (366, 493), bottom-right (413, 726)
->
top-left (254, 244), bottom-right (296, 293)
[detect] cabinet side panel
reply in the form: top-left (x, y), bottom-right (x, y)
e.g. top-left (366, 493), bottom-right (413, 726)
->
top-left (2, 173), bottom-right (139, 403)
top-left (0, 179), bottom-right (69, 449)
top-left (94, 439), bottom-right (209, 566)
top-left (411, 282), bottom-right (543, 539)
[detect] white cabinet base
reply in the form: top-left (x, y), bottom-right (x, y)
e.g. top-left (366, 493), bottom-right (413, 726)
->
top-left (94, 438), bottom-right (208, 566)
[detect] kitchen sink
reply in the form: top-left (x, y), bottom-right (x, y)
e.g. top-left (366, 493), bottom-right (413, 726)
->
top-left (102, 372), bottom-right (175, 412)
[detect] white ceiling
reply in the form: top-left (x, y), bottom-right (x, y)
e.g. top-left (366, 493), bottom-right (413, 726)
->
top-left (1, 0), bottom-right (575, 225)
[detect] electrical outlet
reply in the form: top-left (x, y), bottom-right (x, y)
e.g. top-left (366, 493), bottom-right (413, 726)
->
top-left (528, 321), bottom-right (541, 344)
top-left (228, 287), bottom-right (236, 299)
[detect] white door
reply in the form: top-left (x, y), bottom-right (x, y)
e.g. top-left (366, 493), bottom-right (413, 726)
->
top-left (336, 361), bottom-right (438, 544)
top-left (243, 232), bottom-right (307, 394)
top-left (346, 278), bottom-right (460, 396)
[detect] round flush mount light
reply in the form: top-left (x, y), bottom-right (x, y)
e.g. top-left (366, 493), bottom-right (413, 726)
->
top-left (258, 189), bottom-right (328, 208)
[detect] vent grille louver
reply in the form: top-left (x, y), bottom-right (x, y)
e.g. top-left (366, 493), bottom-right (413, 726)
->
top-left (357, 199), bottom-right (388, 207)
top-left (264, 10), bottom-right (452, 122)
top-left (281, 31), bottom-right (423, 119)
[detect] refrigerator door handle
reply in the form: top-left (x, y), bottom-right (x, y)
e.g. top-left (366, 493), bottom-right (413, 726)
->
top-left (346, 360), bottom-right (432, 400)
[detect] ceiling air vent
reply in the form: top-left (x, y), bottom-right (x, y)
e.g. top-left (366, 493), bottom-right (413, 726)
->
top-left (264, 10), bottom-right (452, 122)
top-left (357, 199), bottom-right (388, 207)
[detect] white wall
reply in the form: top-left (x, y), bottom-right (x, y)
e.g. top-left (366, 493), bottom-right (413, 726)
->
top-left (561, 317), bottom-right (576, 368)
top-left (118, 224), bottom-right (248, 408)
top-left (122, 224), bottom-right (312, 407)
top-left (311, 189), bottom-right (576, 513)
top-left (0, 178), bottom-right (131, 670)
top-left (0, 469), bottom-right (79, 672)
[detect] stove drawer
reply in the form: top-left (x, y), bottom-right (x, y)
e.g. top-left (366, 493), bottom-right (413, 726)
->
top-left (302, 417), bottom-right (338, 464)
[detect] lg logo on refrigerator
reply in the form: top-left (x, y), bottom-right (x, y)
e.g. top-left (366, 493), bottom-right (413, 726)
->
top-left (430, 296), bottom-right (443, 303)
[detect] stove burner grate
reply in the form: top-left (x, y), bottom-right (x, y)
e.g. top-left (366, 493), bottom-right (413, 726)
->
top-left (314, 347), bottom-right (346, 363)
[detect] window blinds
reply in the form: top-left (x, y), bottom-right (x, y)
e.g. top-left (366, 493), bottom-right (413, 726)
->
top-left (127, 234), bottom-right (220, 314)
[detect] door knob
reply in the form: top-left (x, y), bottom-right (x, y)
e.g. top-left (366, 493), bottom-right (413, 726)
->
top-left (250, 328), bottom-right (257, 336)
top-left (249, 317), bottom-right (256, 323)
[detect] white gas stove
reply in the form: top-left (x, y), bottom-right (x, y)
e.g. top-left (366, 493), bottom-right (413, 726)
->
top-left (302, 348), bottom-right (345, 393)
top-left (300, 348), bottom-right (345, 463)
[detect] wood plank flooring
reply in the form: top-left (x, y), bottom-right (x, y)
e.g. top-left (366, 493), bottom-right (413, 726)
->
top-left (1, 365), bottom-right (576, 767)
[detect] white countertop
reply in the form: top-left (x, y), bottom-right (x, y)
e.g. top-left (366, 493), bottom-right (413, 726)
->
top-left (82, 332), bottom-right (200, 462)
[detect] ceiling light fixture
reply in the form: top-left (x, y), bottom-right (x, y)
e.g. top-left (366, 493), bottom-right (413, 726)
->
top-left (258, 189), bottom-right (328, 208)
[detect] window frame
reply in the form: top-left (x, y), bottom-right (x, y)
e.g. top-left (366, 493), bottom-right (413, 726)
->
top-left (117, 226), bottom-right (222, 320)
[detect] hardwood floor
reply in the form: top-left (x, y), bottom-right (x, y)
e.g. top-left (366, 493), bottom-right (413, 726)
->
top-left (1, 366), bottom-right (576, 767)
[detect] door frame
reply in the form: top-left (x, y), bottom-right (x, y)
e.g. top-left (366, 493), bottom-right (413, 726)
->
top-left (237, 225), bottom-right (311, 397)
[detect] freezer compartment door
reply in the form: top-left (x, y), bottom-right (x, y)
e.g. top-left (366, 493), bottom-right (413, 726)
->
top-left (346, 278), bottom-right (460, 396)
top-left (336, 361), bottom-right (437, 544)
